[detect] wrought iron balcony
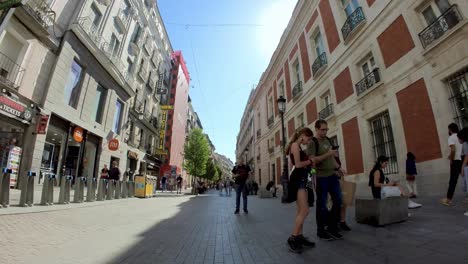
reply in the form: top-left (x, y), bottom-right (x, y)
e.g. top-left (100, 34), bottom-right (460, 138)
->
top-left (267, 116), bottom-right (274, 127)
top-left (256, 129), bottom-right (261, 138)
top-left (312, 52), bottom-right (327, 76)
top-left (292, 81), bottom-right (303, 99)
top-left (341, 7), bottom-right (366, 41)
top-left (419, 5), bottom-right (462, 48)
top-left (319, 103), bottom-right (334, 120)
top-left (23, 0), bottom-right (55, 29)
top-left (0, 52), bottom-right (25, 90)
top-left (268, 147), bottom-right (274, 154)
top-left (355, 68), bottom-right (381, 96)
top-left (115, 9), bottom-right (131, 30)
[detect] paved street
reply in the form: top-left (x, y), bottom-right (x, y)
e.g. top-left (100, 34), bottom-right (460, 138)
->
top-left (1, 191), bottom-right (468, 264)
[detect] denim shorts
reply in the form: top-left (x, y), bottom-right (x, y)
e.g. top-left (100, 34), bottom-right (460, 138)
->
top-left (297, 175), bottom-right (308, 190)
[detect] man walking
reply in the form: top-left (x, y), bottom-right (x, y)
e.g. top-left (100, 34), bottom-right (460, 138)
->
top-left (442, 123), bottom-right (463, 206)
top-left (176, 175), bottom-right (183, 194)
top-left (306, 120), bottom-right (343, 240)
top-left (161, 175), bottom-right (167, 192)
top-left (232, 159), bottom-right (251, 214)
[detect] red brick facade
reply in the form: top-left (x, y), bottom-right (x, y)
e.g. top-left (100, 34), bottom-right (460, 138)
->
top-left (306, 98), bottom-right (318, 125)
top-left (284, 61), bottom-right (292, 102)
top-left (319, 0), bottom-right (340, 53)
top-left (333, 67), bottom-right (354, 104)
top-left (288, 117), bottom-right (295, 139)
top-left (299, 33), bottom-right (312, 82)
top-left (342, 117), bottom-right (364, 174)
top-left (289, 44), bottom-right (298, 60)
top-left (396, 79), bottom-right (442, 162)
top-left (377, 15), bottom-right (415, 68)
top-left (305, 10), bottom-right (319, 32)
top-left (367, 0), bottom-right (376, 6)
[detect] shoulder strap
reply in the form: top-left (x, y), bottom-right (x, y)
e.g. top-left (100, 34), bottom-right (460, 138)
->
top-left (313, 137), bottom-right (331, 155)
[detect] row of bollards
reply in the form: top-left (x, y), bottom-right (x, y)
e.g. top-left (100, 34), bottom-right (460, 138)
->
top-left (0, 168), bottom-right (137, 209)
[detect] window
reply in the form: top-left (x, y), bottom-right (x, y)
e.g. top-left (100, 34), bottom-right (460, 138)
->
top-left (93, 85), bottom-right (107, 123)
top-left (314, 32), bottom-right (325, 57)
top-left (294, 62), bottom-right (301, 83)
top-left (297, 113), bottom-right (304, 128)
top-left (422, 0), bottom-right (451, 25)
top-left (341, 0), bottom-right (360, 17)
top-left (127, 58), bottom-right (134, 74)
top-left (447, 68), bottom-right (468, 127)
top-left (361, 56), bottom-right (376, 76)
top-left (279, 81), bottom-right (285, 97)
top-left (268, 97), bottom-right (274, 118)
top-left (64, 60), bottom-right (83, 108)
top-left (132, 24), bottom-right (142, 44)
top-left (90, 4), bottom-right (102, 28)
top-left (369, 111), bottom-right (398, 175)
top-left (113, 100), bottom-right (124, 134)
top-left (110, 34), bottom-right (120, 57)
top-left (322, 93), bottom-right (331, 108)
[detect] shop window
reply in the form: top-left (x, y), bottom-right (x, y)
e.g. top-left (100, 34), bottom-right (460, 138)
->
top-left (113, 100), bottom-right (124, 134)
top-left (110, 33), bottom-right (120, 57)
top-left (93, 85), bottom-right (107, 123)
top-left (64, 60), bottom-right (83, 108)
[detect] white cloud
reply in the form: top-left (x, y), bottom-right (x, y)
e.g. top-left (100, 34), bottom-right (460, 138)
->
top-left (257, 0), bottom-right (297, 58)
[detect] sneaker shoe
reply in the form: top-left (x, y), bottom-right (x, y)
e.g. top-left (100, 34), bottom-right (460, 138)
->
top-left (234, 209), bottom-right (240, 214)
top-left (408, 200), bottom-right (422, 209)
top-left (287, 236), bottom-right (303, 254)
top-left (317, 231), bottom-right (334, 241)
top-left (244, 209), bottom-right (248, 214)
top-left (441, 198), bottom-right (452, 206)
top-left (326, 229), bottom-right (343, 240)
top-left (296, 235), bottom-right (316, 248)
top-left (339, 222), bottom-right (351, 232)
top-left (464, 211), bottom-right (468, 216)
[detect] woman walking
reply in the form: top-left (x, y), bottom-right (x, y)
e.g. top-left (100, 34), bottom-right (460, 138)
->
top-left (285, 127), bottom-right (316, 253)
top-left (406, 152), bottom-right (418, 198)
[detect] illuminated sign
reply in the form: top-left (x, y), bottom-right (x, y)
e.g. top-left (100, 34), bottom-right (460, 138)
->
top-left (158, 110), bottom-right (167, 151)
top-left (160, 105), bottom-right (173, 110)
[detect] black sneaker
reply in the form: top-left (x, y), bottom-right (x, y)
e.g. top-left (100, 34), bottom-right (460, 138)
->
top-left (326, 229), bottom-right (343, 240)
top-left (234, 209), bottom-right (240, 214)
top-left (340, 222), bottom-right (351, 232)
top-left (244, 209), bottom-right (248, 214)
top-left (287, 236), bottom-right (303, 254)
top-left (296, 235), bottom-right (316, 248)
top-left (317, 231), bottom-right (334, 241)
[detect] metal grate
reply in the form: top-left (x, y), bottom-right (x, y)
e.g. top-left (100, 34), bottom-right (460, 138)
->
top-left (369, 111), bottom-right (398, 175)
top-left (447, 68), bottom-right (468, 128)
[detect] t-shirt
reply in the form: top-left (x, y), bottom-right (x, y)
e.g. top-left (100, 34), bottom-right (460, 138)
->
top-left (463, 142), bottom-right (468, 161)
top-left (305, 138), bottom-right (335, 177)
top-left (233, 164), bottom-right (251, 184)
top-left (109, 167), bottom-right (120, 181)
top-left (448, 133), bottom-right (462, 160)
top-left (177, 177), bottom-right (182, 184)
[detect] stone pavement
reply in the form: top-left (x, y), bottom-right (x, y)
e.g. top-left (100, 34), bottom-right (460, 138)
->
top-left (0, 191), bottom-right (468, 264)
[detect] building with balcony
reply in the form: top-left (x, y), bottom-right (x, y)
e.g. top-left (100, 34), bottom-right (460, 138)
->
top-left (236, 0), bottom-right (468, 195)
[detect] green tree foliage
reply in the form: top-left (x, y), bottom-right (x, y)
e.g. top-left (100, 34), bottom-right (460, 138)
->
top-left (183, 128), bottom-right (210, 180)
top-left (203, 158), bottom-right (217, 180)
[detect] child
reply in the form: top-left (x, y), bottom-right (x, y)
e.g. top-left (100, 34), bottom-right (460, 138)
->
top-left (406, 152), bottom-right (418, 198)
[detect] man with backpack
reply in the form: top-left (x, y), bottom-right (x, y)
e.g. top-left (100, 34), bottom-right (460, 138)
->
top-left (232, 159), bottom-right (251, 214)
top-left (305, 120), bottom-right (344, 241)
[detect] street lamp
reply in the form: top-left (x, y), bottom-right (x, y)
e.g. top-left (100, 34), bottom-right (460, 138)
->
top-left (277, 96), bottom-right (288, 203)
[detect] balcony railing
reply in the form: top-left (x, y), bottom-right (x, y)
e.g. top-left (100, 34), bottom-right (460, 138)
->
top-left (268, 147), bottom-right (274, 154)
top-left (115, 9), bottom-right (131, 30)
top-left (312, 52), bottom-right (327, 76)
top-left (292, 81), bottom-right (303, 99)
top-left (419, 5), bottom-right (462, 48)
top-left (355, 68), bottom-right (381, 96)
top-left (319, 103), bottom-right (334, 120)
top-left (23, 0), bottom-right (55, 29)
top-left (267, 116), bottom-right (274, 127)
top-left (0, 52), bottom-right (25, 90)
top-left (256, 129), bottom-right (261, 138)
top-left (341, 7), bottom-right (366, 41)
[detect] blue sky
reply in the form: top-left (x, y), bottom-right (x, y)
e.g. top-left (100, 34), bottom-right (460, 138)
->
top-left (157, 0), bottom-right (297, 162)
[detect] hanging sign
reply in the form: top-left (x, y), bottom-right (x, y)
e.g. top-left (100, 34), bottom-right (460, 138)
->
top-left (160, 105), bottom-right (173, 110)
top-left (73, 127), bottom-right (84, 142)
top-left (36, 114), bottom-right (49, 134)
top-left (108, 138), bottom-right (119, 151)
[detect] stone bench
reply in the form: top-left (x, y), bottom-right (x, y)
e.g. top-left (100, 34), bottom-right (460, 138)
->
top-left (355, 197), bottom-right (408, 226)
top-left (258, 187), bottom-right (273, 198)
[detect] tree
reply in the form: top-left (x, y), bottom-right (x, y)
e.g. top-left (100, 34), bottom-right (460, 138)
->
top-left (203, 158), bottom-right (217, 181)
top-left (183, 128), bottom-right (210, 190)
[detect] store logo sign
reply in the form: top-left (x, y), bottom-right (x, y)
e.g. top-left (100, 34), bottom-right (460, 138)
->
top-left (108, 139), bottom-right (119, 151)
top-left (73, 127), bottom-right (84, 142)
top-left (0, 95), bottom-right (32, 122)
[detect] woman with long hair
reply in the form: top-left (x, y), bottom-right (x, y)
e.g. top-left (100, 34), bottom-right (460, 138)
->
top-left (285, 127), bottom-right (315, 253)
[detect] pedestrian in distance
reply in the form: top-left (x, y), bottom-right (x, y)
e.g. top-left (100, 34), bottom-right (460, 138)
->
top-left (161, 175), bottom-right (167, 192)
top-left (225, 178), bottom-right (232, 196)
top-left (284, 127), bottom-right (316, 253)
top-left (253, 181), bottom-right (259, 195)
top-left (176, 175), bottom-right (183, 194)
top-left (442, 123), bottom-right (463, 206)
top-left (232, 159), bottom-right (251, 214)
top-left (406, 152), bottom-right (418, 198)
top-left (100, 165), bottom-right (109, 180)
top-left (109, 161), bottom-right (121, 183)
top-left (456, 128), bottom-right (468, 216)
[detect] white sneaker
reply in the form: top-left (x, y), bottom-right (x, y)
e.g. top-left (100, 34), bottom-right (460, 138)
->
top-left (464, 211), bottom-right (468, 216)
top-left (408, 199), bottom-right (422, 209)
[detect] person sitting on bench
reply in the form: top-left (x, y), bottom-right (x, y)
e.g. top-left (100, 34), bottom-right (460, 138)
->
top-left (266, 181), bottom-right (277, 197)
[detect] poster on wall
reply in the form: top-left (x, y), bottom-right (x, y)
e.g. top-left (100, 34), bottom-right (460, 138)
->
top-left (7, 146), bottom-right (22, 187)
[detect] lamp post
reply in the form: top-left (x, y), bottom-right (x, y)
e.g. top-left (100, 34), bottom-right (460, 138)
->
top-left (277, 96), bottom-right (288, 203)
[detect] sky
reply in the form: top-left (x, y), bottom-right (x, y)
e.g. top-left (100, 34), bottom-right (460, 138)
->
top-left (157, 0), bottom-right (297, 162)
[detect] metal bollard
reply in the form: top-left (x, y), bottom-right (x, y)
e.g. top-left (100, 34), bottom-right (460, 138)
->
top-left (106, 180), bottom-right (115, 200)
top-left (58, 175), bottom-right (73, 204)
top-left (19, 171), bottom-right (36, 207)
top-left (73, 177), bottom-right (86, 203)
top-left (114, 181), bottom-right (121, 199)
top-left (86, 178), bottom-right (97, 202)
top-left (40, 173), bottom-right (56, 206)
top-left (121, 180), bottom-right (128, 199)
top-left (128, 181), bottom-right (135, 197)
top-left (0, 168), bottom-right (13, 208)
top-left (97, 178), bottom-right (107, 201)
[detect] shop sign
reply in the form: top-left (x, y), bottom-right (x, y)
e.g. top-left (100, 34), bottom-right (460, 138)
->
top-left (0, 0), bottom-right (22, 10)
top-left (154, 149), bottom-right (168, 155)
top-left (158, 110), bottom-right (167, 149)
top-left (108, 138), bottom-right (119, 151)
top-left (157, 73), bottom-right (163, 89)
top-left (160, 105), bottom-right (173, 110)
top-left (73, 127), bottom-right (84, 142)
top-left (0, 95), bottom-right (33, 122)
top-left (36, 115), bottom-right (49, 134)
top-left (127, 150), bottom-right (138, 159)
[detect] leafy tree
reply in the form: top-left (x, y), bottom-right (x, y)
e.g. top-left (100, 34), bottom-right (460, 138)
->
top-left (183, 128), bottom-right (210, 187)
top-left (203, 158), bottom-right (217, 181)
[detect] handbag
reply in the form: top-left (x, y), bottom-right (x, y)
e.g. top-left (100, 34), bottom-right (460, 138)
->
top-left (381, 186), bottom-right (401, 199)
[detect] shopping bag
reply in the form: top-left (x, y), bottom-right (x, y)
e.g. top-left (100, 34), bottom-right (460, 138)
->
top-left (381, 186), bottom-right (401, 199)
top-left (340, 180), bottom-right (356, 207)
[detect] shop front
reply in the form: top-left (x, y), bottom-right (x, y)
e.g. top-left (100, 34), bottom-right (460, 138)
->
top-left (40, 114), bottom-right (101, 184)
top-left (126, 150), bottom-right (138, 181)
top-left (0, 92), bottom-right (34, 188)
